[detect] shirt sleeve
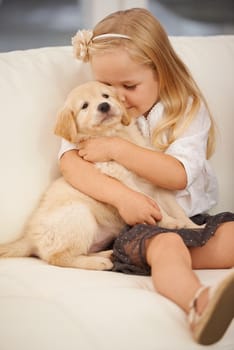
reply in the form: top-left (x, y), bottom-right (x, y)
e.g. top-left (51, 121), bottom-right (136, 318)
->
top-left (58, 138), bottom-right (78, 159)
top-left (165, 102), bottom-right (211, 189)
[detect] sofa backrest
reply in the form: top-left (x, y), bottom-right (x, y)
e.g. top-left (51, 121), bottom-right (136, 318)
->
top-left (0, 37), bottom-right (233, 242)
top-left (0, 47), bottom-right (92, 242)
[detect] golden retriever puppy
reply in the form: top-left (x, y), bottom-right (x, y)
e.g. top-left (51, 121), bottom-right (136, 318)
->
top-left (0, 81), bottom-right (200, 270)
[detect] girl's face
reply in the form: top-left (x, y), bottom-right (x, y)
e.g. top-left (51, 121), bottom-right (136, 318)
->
top-left (91, 48), bottom-right (159, 118)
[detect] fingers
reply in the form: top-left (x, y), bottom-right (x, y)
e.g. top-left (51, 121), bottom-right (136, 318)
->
top-left (78, 139), bottom-right (90, 158)
top-left (78, 136), bottom-right (90, 144)
top-left (141, 212), bottom-right (161, 225)
top-left (150, 198), bottom-right (161, 214)
top-left (77, 138), bottom-right (89, 152)
top-left (132, 207), bottom-right (161, 226)
top-left (143, 216), bottom-right (157, 225)
top-left (152, 208), bottom-right (162, 222)
top-left (78, 149), bottom-right (86, 158)
top-left (126, 196), bottom-right (162, 225)
top-left (147, 198), bottom-right (162, 222)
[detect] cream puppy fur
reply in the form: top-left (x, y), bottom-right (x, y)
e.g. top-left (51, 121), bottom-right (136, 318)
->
top-left (0, 81), bottom-right (200, 270)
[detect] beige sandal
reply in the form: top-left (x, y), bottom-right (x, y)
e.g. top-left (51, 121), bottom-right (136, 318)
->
top-left (188, 271), bottom-right (234, 345)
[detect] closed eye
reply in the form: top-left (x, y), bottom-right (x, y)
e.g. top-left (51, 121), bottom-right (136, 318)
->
top-left (124, 85), bottom-right (137, 90)
top-left (81, 102), bottom-right (89, 109)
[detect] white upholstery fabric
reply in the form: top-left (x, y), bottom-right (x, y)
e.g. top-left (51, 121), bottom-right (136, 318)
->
top-left (0, 47), bottom-right (92, 242)
top-left (0, 37), bottom-right (233, 350)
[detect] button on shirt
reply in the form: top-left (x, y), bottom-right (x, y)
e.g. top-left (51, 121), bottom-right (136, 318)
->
top-left (58, 101), bottom-right (218, 217)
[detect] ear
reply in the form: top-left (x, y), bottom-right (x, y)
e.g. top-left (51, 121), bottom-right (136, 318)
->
top-left (54, 107), bottom-right (78, 142)
top-left (121, 108), bottom-right (131, 126)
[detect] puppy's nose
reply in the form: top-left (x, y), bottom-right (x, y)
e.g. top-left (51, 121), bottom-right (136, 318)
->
top-left (98, 102), bottom-right (110, 113)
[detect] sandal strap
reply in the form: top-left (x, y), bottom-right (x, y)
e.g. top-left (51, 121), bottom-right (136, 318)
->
top-left (188, 285), bottom-right (208, 324)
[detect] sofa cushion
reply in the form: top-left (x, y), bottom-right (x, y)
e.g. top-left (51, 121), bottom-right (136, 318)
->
top-left (0, 46), bottom-right (91, 242)
top-left (0, 258), bottom-right (233, 350)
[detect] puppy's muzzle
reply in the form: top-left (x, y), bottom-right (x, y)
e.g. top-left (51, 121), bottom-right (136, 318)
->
top-left (98, 102), bottom-right (110, 113)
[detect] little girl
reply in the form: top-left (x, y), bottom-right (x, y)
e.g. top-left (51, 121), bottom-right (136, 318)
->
top-left (58, 8), bottom-right (234, 346)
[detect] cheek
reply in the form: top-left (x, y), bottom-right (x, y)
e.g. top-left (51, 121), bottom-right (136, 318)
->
top-left (143, 83), bottom-right (159, 106)
top-left (132, 90), bottom-right (157, 116)
top-left (126, 91), bottom-right (141, 105)
top-left (132, 92), bottom-right (149, 109)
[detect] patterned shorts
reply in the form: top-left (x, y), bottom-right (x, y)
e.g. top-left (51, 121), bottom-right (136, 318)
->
top-left (111, 212), bottom-right (234, 276)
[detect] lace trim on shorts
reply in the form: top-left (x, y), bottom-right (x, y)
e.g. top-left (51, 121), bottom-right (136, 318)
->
top-left (111, 212), bottom-right (234, 276)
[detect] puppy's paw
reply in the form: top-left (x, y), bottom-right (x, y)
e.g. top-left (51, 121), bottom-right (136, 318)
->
top-left (91, 256), bottom-right (113, 270)
top-left (162, 217), bottom-right (204, 230)
top-left (159, 217), bottom-right (182, 229)
top-left (95, 249), bottom-right (113, 259)
top-left (183, 222), bottom-right (205, 229)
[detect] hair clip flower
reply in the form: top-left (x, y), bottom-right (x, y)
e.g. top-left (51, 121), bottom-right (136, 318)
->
top-left (72, 30), bottom-right (93, 62)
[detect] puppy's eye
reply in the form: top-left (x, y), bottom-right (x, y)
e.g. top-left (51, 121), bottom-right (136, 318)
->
top-left (102, 94), bottom-right (109, 99)
top-left (81, 102), bottom-right (89, 109)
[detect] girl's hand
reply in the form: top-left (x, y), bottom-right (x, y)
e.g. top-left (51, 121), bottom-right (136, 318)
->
top-left (115, 190), bottom-right (162, 226)
top-left (78, 136), bottom-right (120, 162)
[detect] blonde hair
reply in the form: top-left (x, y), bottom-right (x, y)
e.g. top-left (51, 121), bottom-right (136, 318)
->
top-left (74, 8), bottom-right (215, 158)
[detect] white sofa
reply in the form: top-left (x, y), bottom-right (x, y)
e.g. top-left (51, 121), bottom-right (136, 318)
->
top-left (0, 36), bottom-right (233, 350)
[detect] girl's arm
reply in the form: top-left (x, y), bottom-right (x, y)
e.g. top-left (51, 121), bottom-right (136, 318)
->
top-left (59, 150), bottom-right (162, 225)
top-left (78, 137), bottom-right (187, 190)
top-left (78, 105), bottom-right (211, 191)
top-left (110, 139), bottom-right (187, 190)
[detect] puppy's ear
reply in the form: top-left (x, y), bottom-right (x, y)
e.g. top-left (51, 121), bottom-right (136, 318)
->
top-left (121, 108), bottom-right (131, 126)
top-left (54, 107), bottom-right (78, 142)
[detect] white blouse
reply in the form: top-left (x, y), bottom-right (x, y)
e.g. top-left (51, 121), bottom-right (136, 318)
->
top-left (58, 101), bottom-right (218, 217)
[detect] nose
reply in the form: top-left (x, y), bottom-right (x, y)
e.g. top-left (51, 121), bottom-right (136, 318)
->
top-left (116, 89), bottom-right (126, 103)
top-left (97, 102), bottom-right (110, 113)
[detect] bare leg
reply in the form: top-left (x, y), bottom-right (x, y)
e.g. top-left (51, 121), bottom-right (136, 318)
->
top-left (145, 225), bottom-right (234, 345)
top-left (145, 232), bottom-right (203, 313)
top-left (145, 222), bottom-right (234, 312)
top-left (190, 222), bottom-right (234, 269)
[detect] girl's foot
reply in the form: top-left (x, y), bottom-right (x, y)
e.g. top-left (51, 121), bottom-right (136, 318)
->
top-left (188, 271), bottom-right (234, 345)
